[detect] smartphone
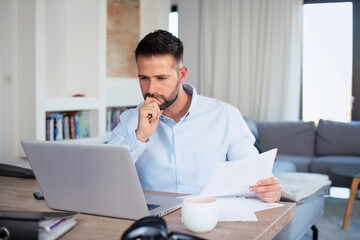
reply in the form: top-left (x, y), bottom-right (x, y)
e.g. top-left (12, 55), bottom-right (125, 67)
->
top-left (33, 192), bottom-right (44, 200)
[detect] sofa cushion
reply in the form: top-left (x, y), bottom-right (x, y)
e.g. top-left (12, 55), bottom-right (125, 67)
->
top-left (256, 121), bottom-right (315, 155)
top-left (316, 119), bottom-right (360, 156)
top-left (274, 172), bottom-right (331, 202)
top-left (276, 154), bottom-right (313, 172)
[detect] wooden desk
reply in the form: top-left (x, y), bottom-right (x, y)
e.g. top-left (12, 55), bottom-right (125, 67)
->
top-left (0, 176), bottom-right (295, 240)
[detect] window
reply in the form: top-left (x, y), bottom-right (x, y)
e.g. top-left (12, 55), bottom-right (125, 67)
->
top-left (302, 2), bottom-right (353, 123)
top-left (169, 5), bottom-right (178, 37)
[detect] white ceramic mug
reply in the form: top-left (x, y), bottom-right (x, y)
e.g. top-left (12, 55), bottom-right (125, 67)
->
top-left (182, 197), bottom-right (218, 233)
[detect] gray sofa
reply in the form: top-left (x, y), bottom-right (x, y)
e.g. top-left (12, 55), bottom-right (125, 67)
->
top-left (245, 118), bottom-right (360, 240)
top-left (254, 119), bottom-right (360, 187)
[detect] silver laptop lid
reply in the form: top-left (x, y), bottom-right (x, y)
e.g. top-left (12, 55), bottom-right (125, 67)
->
top-left (22, 140), bottom-right (151, 220)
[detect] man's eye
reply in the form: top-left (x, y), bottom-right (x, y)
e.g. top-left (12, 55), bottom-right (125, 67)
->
top-left (158, 76), bottom-right (168, 80)
top-left (139, 76), bottom-right (148, 81)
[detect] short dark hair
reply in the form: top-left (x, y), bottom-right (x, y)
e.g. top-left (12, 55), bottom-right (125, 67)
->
top-left (135, 29), bottom-right (184, 64)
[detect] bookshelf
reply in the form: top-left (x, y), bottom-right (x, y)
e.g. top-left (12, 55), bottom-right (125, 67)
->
top-left (15, 0), bottom-right (142, 157)
top-left (106, 106), bottom-right (136, 131)
top-left (46, 110), bottom-right (94, 141)
top-left (15, 0), bottom-right (167, 159)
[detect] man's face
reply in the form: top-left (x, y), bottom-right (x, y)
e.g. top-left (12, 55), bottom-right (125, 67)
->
top-left (137, 54), bottom-right (183, 110)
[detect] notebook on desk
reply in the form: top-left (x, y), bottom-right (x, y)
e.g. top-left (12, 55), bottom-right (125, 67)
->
top-left (21, 140), bottom-right (183, 220)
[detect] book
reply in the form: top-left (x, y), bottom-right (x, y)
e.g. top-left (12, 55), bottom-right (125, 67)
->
top-left (50, 113), bottom-right (64, 141)
top-left (0, 210), bottom-right (78, 240)
top-left (62, 115), bottom-right (70, 140)
top-left (46, 117), bottom-right (54, 141)
top-left (69, 114), bottom-right (76, 139)
top-left (106, 109), bottom-right (112, 132)
top-left (82, 111), bottom-right (90, 138)
top-left (45, 111), bottom-right (91, 141)
top-left (75, 113), bottom-right (80, 139)
top-left (106, 106), bottom-right (136, 132)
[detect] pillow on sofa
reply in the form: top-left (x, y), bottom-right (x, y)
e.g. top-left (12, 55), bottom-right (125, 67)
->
top-left (256, 121), bottom-right (315, 155)
top-left (316, 119), bottom-right (360, 156)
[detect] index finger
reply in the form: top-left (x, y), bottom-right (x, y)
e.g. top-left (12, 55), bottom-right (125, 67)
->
top-left (256, 177), bottom-right (279, 186)
top-left (145, 96), bottom-right (157, 104)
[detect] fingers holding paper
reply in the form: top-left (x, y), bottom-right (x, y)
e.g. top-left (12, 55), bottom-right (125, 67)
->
top-left (249, 177), bottom-right (281, 203)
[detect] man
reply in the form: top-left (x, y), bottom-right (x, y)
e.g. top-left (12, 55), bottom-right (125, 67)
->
top-left (108, 30), bottom-right (281, 203)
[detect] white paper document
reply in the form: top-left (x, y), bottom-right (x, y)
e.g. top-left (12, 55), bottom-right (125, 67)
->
top-left (199, 149), bottom-right (278, 198)
top-left (216, 197), bottom-right (283, 222)
top-left (197, 149), bottom-right (283, 222)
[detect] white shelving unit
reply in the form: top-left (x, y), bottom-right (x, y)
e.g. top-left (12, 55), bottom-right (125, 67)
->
top-left (17, 0), bottom-right (107, 156)
top-left (15, 0), bottom-right (166, 158)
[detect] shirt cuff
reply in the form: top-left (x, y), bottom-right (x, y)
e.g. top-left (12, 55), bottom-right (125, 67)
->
top-left (125, 132), bottom-right (148, 161)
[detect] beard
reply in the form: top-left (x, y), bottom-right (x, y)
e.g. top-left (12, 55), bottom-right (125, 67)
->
top-left (144, 80), bottom-right (180, 110)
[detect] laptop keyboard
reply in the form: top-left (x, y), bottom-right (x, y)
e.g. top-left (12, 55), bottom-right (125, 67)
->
top-left (147, 204), bottom-right (160, 211)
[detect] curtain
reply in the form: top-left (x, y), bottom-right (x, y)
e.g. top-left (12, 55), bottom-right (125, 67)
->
top-left (199, 0), bottom-right (303, 121)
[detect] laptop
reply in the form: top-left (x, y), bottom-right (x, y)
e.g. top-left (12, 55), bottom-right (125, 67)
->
top-left (21, 140), bottom-right (183, 220)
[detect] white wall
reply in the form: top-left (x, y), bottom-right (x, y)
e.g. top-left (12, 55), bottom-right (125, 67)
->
top-left (0, 0), bottom-right (27, 167)
top-left (141, 0), bottom-right (170, 37)
top-left (0, 0), bottom-right (171, 168)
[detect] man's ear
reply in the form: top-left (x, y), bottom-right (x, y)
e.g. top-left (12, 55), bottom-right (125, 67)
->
top-left (178, 66), bottom-right (188, 83)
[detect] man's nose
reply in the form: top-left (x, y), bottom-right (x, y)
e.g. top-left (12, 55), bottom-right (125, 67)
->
top-left (148, 79), bottom-right (158, 93)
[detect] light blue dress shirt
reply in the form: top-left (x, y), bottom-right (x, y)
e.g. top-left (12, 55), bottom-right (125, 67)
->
top-left (108, 84), bottom-right (259, 194)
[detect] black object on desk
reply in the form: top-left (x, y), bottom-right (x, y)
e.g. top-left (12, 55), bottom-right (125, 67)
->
top-left (33, 192), bottom-right (45, 200)
top-left (121, 216), bottom-right (207, 240)
top-left (0, 163), bottom-right (35, 179)
top-left (0, 210), bottom-right (77, 240)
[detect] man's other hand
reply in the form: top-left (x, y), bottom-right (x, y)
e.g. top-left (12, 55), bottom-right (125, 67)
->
top-left (249, 177), bottom-right (281, 203)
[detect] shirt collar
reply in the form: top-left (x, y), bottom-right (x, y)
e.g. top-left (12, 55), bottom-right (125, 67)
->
top-left (160, 83), bottom-right (197, 123)
top-left (182, 83), bottom-right (197, 119)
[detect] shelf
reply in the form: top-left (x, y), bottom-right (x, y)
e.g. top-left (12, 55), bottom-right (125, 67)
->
top-left (106, 106), bottom-right (136, 133)
top-left (43, 97), bottom-right (102, 112)
top-left (14, 0), bottom-right (168, 159)
top-left (46, 110), bottom-right (95, 141)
